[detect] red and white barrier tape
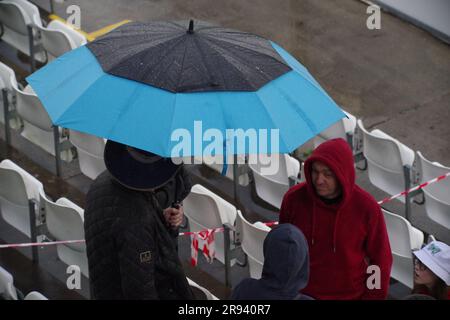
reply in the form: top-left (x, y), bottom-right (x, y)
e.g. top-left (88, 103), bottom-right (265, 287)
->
top-left (179, 228), bottom-right (224, 237)
top-left (377, 172), bottom-right (450, 205)
top-left (1, 172), bottom-right (448, 250)
top-left (0, 239), bottom-right (85, 249)
top-left (190, 229), bottom-right (216, 266)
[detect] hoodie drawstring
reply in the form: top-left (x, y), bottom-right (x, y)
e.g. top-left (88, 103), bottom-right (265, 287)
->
top-left (311, 201), bottom-right (316, 246)
top-left (312, 200), bottom-right (340, 254)
top-left (333, 210), bottom-right (339, 253)
top-left (333, 209), bottom-right (340, 254)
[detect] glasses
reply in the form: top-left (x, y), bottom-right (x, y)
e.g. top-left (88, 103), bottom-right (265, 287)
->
top-left (413, 257), bottom-right (428, 271)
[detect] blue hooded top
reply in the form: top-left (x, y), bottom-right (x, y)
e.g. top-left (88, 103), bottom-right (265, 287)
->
top-left (231, 223), bottom-right (312, 300)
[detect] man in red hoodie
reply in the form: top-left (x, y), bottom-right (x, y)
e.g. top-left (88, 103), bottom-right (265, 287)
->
top-left (279, 138), bottom-right (393, 299)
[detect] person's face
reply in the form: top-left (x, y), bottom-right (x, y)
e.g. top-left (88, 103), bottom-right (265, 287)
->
top-left (414, 257), bottom-right (438, 286)
top-left (311, 161), bottom-right (341, 199)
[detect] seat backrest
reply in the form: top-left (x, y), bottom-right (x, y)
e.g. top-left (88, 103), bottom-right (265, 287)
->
top-left (315, 111), bottom-right (356, 144)
top-left (357, 120), bottom-right (403, 173)
top-left (0, 266), bottom-right (18, 300)
top-left (0, 160), bottom-right (43, 236)
top-left (40, 190), bottom-right (85, 253)
top-left (342, 111), bottom-right (357, 133)
top-left (248, 154), bottom-right (299, 184)
top-left (47, 20), bottom-right (86, 47)
top-left (0, 61), bottom-right (18, 93)
top-left (417, 151), bottom-right (450, 201)
top-left (318, 119), bottom-right (347, 141)
top-left (0, 1), bottom-right (29, 35)
top-left (14, 85), bottom-right (53, 131)
top-left (10, 0), bottom-right (42, 27)
top-left (183, 186), bottom-right (226, 229)
top-left (184, 185), bottom-right (236, 266)
top-left (0, 165), bottom-right (29, 207)
top-left (382, 209), bottom-right (416, 258)
top-left (235, 210), bottom-right (270, 264)
top-left (38, 26), bottom-right (74, 60)
top-left (0, 159), bottom-right (43, 201)
top-left (69, 129), bottom-right (105, 158)
top-left (39, 20), bottom-right (86, 60)
top-left (69, 129), bottom-right (106, 179)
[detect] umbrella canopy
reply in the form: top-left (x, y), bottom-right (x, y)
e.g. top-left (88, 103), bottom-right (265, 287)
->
top-left (87, 20), bottom-right (291, 93)
top-left (26, 20), bottom-right (345, 158)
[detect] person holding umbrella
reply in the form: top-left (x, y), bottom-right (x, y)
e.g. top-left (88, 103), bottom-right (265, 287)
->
top-left (83, 140), bottom-right (194, 299)
top-left (26, 19), bottom-right (351, 299)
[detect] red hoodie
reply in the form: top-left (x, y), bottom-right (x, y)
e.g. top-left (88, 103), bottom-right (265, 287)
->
top-left (280, 138), bottom-right (393, 300)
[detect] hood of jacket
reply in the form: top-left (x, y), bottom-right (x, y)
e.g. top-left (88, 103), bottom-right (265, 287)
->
top-left (303, 138), bottom-right (355, 252)
top-left (231, 223), bottom-right (310, 300)
top-left (260, 223), bottom-right (310, 297)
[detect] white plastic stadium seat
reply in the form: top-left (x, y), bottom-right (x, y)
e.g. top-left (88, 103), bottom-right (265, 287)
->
top-left (416, 151), bottom-right (450, 229)
top-left (37, 20), bottom-right (87, 61)
top-left (248, 153), bottom-right (300, 209)
top-left (382, 209), bottom-right (424, 289)
top-left (0, 266), bottom-right (18, 300)
top-left (313, 110), bottom-right (357, 149)
top-left (357, 120), bottom-right (415, 203)
top-left (39, 190), bottom-right (89, 278)
top-left (0, 159), bottom-right (43, 237)
top-left (235, 210), bottom-right (271, 279)
top-left (12, 84), bottom-right (74, 175)
top-left (0, 0), bottom-right (46, 67)
top-left (183, 184), bottom-right (237, 266)
top-left (187, 277), bottom-right (219, 300)
top-left (69, 129), bottom-right (106, 180)
top-left (0, 62), bottom-right (22, 132)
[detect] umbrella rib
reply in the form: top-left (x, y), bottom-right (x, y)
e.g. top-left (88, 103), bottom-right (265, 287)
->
top-left (263, 75), bottom-right (324, 142)
top-left (136, 35), bottom-right (188, 86)
top-left (175, 37), bottom-right (189, 91)
top-left (253, 91), bottom-right (291, 153)
top-left (94, 34), bottom-right (183, 71)
top-left (276, 79), bottom-right (321, 135)
top-left (199, 37), bottom-right (256, 87)
top-left (201, 37), bottom-right (273, 88)
top-left (142, 36), bottom-right (190, 90)
top-left (165, 93), bottom-right (180, 157)
top-left (104, 83), bottom-right (144, 142)
top-left (203, 33), bottom-right (287, 66)
top-left (92, 31), bottom-right (179, 55)
top-left (193, 37), bottom-right (228, 90)
top-left (39, 58), bottom-right (104, 123)
top-left (191, 35), bottom-right (217, 86)
top-left (268, 43), bottom-right (342, 106)
top-left (214, 93), bottom-right (231, 156)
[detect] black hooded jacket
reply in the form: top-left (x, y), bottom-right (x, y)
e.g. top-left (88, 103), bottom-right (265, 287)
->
top-left (84, 167), bottom-right (194, 300)
top-left (231, 223), bottom-right (312, 300)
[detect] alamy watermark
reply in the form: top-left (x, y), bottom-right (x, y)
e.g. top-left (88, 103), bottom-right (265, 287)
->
top-left (53, 1), bottom-right (81, 29)
top-left (366, 265), bottom-right (381, 290)
top-left (366, 4), bottom-right (381, 30)
top-left (170, 121), bottom-right (282, 175)
top-left (66, 265), bottom-right (81, 290)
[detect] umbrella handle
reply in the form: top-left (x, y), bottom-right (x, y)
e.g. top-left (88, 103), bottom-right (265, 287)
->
top-left (171, 202), bottom-right (181, 209)
top-left (187, 20), bottom-right (194, 34)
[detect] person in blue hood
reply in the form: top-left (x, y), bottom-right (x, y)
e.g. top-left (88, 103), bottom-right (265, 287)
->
top-left (231, 223), bottom-right (312, 300)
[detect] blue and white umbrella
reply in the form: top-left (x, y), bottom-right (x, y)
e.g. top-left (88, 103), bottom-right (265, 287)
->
top-left (27, 20), bottom-right (345, 158)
